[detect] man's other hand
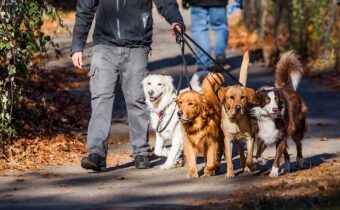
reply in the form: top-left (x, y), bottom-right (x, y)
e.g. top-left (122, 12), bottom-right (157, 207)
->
top-left (72, 52), bottom-right (83, 69)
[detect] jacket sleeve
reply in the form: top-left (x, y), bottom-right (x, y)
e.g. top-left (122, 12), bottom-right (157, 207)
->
top-left (71, 0), bottom-right (98, 55)
top-left (154, 0), bottom-right (185, 28)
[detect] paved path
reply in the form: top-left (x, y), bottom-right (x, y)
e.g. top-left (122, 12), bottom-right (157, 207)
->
top-left (1, 7), bottom-right (340, 210)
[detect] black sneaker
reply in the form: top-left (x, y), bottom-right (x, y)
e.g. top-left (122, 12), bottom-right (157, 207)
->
top-left (81, 153), bottom-right (106, 171)
top-left (134, 155), bottom-right (151, 169)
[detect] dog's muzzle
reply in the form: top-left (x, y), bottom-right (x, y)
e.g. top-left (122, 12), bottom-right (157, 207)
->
top-left (177, 111), bottom-right (192, 123)
top-left (149, 92), bottom-right (162, 102)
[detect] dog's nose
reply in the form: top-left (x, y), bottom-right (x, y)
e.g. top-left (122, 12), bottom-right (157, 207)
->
top-left (235, 105), bottom-right (241, 113)
top-left (177, 111), bottom-right (183, 118)
top-left (272, 108), bottom-right (278, 113)
top-left (148, 90), bottom-right (154, 96)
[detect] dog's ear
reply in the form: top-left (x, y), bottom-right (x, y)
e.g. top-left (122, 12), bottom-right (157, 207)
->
top-left (200, 97), bottom-right (213, 119)
top-left (164, 76), bottom-right (175, 93)
top-left (218, 87), bottom-right (229, 103)
top-left (252, 91), bottom-right (261, 107)
top-left (245, 88), bottom-right (255, 103)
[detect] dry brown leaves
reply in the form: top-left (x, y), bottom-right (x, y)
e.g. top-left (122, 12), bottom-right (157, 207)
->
top-left (0, 134), bottom-right (87, 175)
top-left (228, 13), bottom-right (261, 52)
top-left (0, 134), bottom-right (134, 176)
top-left (191, 158), bottom-right (340, 210)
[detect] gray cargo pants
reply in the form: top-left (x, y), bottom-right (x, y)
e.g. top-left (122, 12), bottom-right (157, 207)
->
top-left (87, 44), bottom-right (150, 158)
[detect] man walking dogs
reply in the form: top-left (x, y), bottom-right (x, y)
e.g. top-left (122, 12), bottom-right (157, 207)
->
top-left (71, 0), bottom-right (184, 171)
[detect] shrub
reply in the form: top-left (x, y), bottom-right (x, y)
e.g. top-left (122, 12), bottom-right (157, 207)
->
top-left (0, 0), bottom-right (63, 149)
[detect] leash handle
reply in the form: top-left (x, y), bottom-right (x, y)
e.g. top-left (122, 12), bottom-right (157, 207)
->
top-left (173, 23), bottom-right (184, 44)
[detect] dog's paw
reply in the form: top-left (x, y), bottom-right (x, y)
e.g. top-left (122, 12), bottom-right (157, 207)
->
top-left (244, 164), bottom-right (256, 173)
top-left (187, 173), bottom-right (199, 179)
top-left (269, 166), bottom-right (279, 177)
top-left (296, 157), bottom-right (304, 169)
top-left (187, 167), bottom-right (199, 179)
top-left (225, 172), bottom-right (235, 178)
top-left (160, 163), bottom-right (175, 170)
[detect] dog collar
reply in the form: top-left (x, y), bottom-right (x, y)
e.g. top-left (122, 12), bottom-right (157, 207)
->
top-left (157, 110), bottom-right (165, 118)
top-left (157, 98), bottom-right (176, 119)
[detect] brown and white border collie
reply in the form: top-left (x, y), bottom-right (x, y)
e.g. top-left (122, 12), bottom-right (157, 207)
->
top-left (250, 51), bottom-right (308, 177)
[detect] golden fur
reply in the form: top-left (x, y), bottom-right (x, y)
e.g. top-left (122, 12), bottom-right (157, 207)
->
top-left (177, 73), bottom-right (224, 178)
top-left (218, 52), bottom-right (257, 178)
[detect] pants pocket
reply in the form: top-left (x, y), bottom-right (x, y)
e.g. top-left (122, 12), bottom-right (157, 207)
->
top-left (89, 66), bottom-right (98, 97)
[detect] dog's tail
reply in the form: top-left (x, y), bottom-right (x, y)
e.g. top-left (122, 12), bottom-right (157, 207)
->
top-left (190, 71), bottom-right (224, 94)
top-left (275, 51), bottom-right (304, 91)
top-left (239, 51), bottom-right (249, 86)
top-left (201, 72), bottom-right (224, 94)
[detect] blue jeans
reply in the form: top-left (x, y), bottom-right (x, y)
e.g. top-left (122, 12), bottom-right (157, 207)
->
top-left (191, 6), bottom-right (229, 69)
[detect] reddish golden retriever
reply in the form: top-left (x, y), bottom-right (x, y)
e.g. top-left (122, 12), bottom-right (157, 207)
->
top-left (177, 73), bottom-right (224, 178)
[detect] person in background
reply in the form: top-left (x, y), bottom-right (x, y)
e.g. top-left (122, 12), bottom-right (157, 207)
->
top-left (71, 0), bottom-right (184, 171)
top-left (183, 0), bottom-right (229, 71)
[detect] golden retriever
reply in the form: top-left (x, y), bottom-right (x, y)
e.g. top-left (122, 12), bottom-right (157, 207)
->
top-left (177, 73), bottom-right (224, 178)
top-left (218, 51), bottom-right (257, 178)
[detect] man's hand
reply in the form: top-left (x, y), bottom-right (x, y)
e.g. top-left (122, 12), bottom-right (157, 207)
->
top-left (72, 52), bottom-right (83, 69)
top-left (170, 23), bottom-right (183, 37)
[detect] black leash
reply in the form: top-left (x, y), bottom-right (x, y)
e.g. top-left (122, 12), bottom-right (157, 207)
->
top-left (156, 27), bottom-right (189, 133)
top-left (155, 99), bottom-right (177, 133)
top-left (173, 25), bottom-right (243, 86)
top-left (156, 24), bottom-right (243, 133)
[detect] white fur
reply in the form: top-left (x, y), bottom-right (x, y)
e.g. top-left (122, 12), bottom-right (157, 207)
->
top-left (251, 107), bottom-right (279, 146)
top-left (251, 90), bottom-right (281, 146)
top-left (142, 72), bottom-right (205, 170)
top-left (290, 71), bottom-right (301, 91)
top-left (269, 165), bottom-right (279, 177)
top-left (262, 91), bottom-right (278, 115)
top-left (189, 71), bottom-right (209, 94)
top-left (143, 75), bottom-right (183, 170)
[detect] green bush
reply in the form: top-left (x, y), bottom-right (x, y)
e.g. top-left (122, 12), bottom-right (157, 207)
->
top-left (0, 0), bottom-right (62, 143)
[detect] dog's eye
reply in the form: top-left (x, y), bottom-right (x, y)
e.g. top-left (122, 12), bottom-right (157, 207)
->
top-left (274, 96), bottom-right (279, 102)
top-left (265, 98), bottom-right (270, 103)
top-left (157, 83), bottom-right (162, 86)
top-left (230, 96), bottom-right (235, 100)
top-left (188, 102), bottom-right (193, 106)
top-left (147, 82), bottom-right (151, 85)
top-left (240, 96), bottom-right (245, 100)
top-left (179, 101), bottom-right (183, 104)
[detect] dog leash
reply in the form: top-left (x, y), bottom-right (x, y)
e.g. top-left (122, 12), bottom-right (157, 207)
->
top-left (156, 24), bottom-right (241, 133)
top-left (156, 32), bottom-right (190, 133)
top-left (173, 25), bottom-right (243, 86)
top-left (155, 98), bottom-right (177, 133)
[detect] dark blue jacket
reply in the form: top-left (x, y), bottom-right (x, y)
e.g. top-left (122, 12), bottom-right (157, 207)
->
top-left (71, 0), bottom-right (184, 54)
